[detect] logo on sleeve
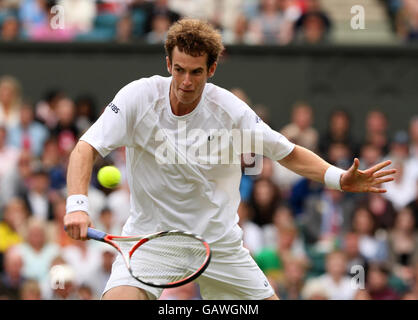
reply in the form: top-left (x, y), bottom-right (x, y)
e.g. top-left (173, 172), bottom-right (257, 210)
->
top-left (107, 102), bottom-right (120, 114)
top-left (255, 115), bottom-right (261, 123)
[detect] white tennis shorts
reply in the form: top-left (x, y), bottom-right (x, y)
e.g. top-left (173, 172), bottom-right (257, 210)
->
top-left (102, 225), bottom-right (275, 300)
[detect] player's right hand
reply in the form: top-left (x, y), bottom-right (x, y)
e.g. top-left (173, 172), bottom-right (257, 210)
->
top-left (64, 211), bottom-right (92, 241)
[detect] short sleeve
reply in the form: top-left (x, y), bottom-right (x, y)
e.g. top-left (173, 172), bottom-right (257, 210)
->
top-left (237, 105), bottom-right (295, 161)
top-left (80, 80), bottom-right (145, 157)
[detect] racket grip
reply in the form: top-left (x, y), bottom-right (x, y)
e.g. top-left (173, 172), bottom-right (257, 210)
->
top-left (87, 227), bottom-right (107, 241)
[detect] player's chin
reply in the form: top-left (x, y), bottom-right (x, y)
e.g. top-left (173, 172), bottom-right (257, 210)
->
top-left (179, 96), bottom-right (197, 104)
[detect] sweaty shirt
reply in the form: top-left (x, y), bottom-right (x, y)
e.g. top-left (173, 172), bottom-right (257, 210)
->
top-left (80, 76), bottom-right (294, 243)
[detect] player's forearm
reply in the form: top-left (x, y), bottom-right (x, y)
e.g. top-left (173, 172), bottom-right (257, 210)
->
top-left (67, 140), bottom-right (98, 196)
top-left (278, 145), bottom-right (331, 183)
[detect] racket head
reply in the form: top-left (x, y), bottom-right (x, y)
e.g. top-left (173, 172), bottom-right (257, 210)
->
top-left (108, 230), bottom-right (211, 288)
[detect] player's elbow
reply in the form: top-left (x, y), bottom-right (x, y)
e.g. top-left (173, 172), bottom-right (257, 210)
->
top-left (71, 140), bottom-right (98, 163)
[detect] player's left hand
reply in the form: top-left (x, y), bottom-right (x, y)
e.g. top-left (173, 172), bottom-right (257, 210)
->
top-left (340, 158), bottom-right (396, 193)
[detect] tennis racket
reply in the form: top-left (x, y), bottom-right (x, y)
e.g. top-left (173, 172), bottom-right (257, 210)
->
top-left (86, 227), bottom-right (211, 288)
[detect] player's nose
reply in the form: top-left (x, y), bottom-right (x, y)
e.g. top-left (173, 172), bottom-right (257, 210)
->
top-left (182, 74), bottom-right (192, 87)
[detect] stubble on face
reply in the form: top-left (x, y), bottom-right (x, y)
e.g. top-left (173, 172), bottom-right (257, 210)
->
top-left (167, 47), bottom-right (216, 116)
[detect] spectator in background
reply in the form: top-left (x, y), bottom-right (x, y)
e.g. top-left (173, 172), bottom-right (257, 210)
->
top-left (50, 96), bottom-right (79, 157)
top-left (383, 131), bottom-right (418, 210)
top-left (87, 246), bottom-right (115, 298)
top-left (319, 109), bottom-right (357, 159)
top-left (301, 277), bottom-right (329, 299)
top-left (0, 126), bottom-right (20, 208)
top-left (249, 177), bottom-right (281, 226)
top-left (281, 101), bottom-right (318, 152)
top-left (18, 218), bottom-right (60, 282)
top-left (115, 13), bottom-right (134, 43)
top-left (146, 13), bottom-right (170, 44)
top-left (0, 0), bottom-right (20, 12)
top-left (28, 0), bottom-right (76, 42)
top-left (230, 87), bottom-right (252, 106)
top-left (288, 176), bottom-right (323, 217)
top-left (35, 88), bottom-right (64, 130)
top-left (0, 75), bottom-right (22, 129)
top-left (342, 232), bottom-right (367, 273)
top-left (366, 262), bottom-right (399, 300)
top-left (326, 142), bottom-right (352, 170)
top-left (46, 195), bottom-right (73, 248)
top-left (77, 284), bottom-right (94, 300)
top-left (74, 94), bottom-right (97, 135)
top-left (293, 0), bottom-right (331, 44)
top-left (359, 143), bottom-right (383, 170)
top-left (353, 289), bottom-right (372, 300)
top-left (306, 250), bottom-right (356, 300)
top-left (6, 150), bottom-right (35, 201)
top-left (61, 237), bottom-right (102, 289)
top-left (0, 246), bottom-right (24, 299)
top-left (95, 207), bottom-right (121, 236)
top-left (7, 102), bottom-right (50, 157)
top-left (106, 178), bottom-right (131, 231)
top-left (351, 206), bottom-right (388, 262)
top-left (406, 180), bottom-right (418, 229)
top-left (18, 0), bottom-right (48, 35)
top-left (262, 204), bottom-right (306, 262)
top-left (357, 192), bottom-right (397, 231)
top-left (247, 0), bottom-right (297, 45)
top-left (47, 258), bottom-right (78, 300)
top-left (276, 256), bottom-right (306, 299)
top-left (21, 167), bottom-right (54, 221)
top-left (237, 201), bottom-right (264, 255)
top-left (301, 189), bottom-right (355, 249)
top-left (0, 198), bottom-right (28, 254)
top-left (255, 218), bottom-right (308, 291)
top-left (1, 14), bottom-right (20, 41)
top-left (20, 279), bottom-right (42, 300)
top-left (144, 0), bottom-right (180, 35)
top-left (394, 0), bottom-right (418, 42)
top-left (223, 13), bottom-right (254, 45)
top-left (58, 0), bottom-right (97, 34)
top-left (364, 110), bottom-right (389, 155)
top-left (409, 115), bottom-right (418, 159)
top-left (387, 207), bottom-right (418, 284)
top-left (41, 137), bottom-right (66, 191)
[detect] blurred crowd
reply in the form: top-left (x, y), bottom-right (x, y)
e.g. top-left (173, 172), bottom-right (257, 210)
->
top-left (0, 0), bottom-right (334, 45)
top-left (0, 72), bottom-right (418, 300)
top-left (1, 0), bottom-right (418, 45)
top-left (382, 0), bottom-right (418, 42)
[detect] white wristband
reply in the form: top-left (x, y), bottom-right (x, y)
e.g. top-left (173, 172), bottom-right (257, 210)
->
top-left (324, 166), bottom-right (345, 191)
top-left (66, 194), bottom-right (89, 214)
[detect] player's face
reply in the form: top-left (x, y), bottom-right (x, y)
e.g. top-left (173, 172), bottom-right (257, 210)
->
top-left (167, 47), bottom-right (217, 112)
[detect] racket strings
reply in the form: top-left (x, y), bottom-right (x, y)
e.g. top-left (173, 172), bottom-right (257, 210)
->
top-left (119, 234), bottom-right (208, 286)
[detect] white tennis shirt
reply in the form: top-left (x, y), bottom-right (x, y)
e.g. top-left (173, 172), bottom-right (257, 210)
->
top-left (81, 76), bottom-right (295, 243)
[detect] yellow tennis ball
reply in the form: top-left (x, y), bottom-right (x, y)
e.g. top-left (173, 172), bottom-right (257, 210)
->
top-left (97, 166), bottom-right (121, 189)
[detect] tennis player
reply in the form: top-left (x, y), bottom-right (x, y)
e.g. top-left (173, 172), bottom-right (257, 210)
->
top-left (64, 19), bottom-right (396, 300)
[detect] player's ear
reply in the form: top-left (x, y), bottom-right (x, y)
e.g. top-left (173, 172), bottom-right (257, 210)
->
top-left (207, 62), bottom-right (217, 78)
top-left (166, 56), bottom-right (172, 75)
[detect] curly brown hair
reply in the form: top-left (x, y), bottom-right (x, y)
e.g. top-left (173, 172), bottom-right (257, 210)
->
top-left (165, 18), bottom-right (224, 70)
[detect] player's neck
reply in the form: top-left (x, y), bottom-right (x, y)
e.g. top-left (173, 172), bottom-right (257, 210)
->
top-left (169, 86), bottom-right (202, 117)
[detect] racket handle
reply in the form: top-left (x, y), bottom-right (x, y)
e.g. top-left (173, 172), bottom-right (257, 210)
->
top-left (64, 226), bottom-right (107, 241)
top-left (87, 227), bottom-right (107, 241)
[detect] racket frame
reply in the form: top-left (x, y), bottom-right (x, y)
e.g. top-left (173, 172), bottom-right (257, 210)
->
top-left (87, 227), bottom-right (211, 288)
